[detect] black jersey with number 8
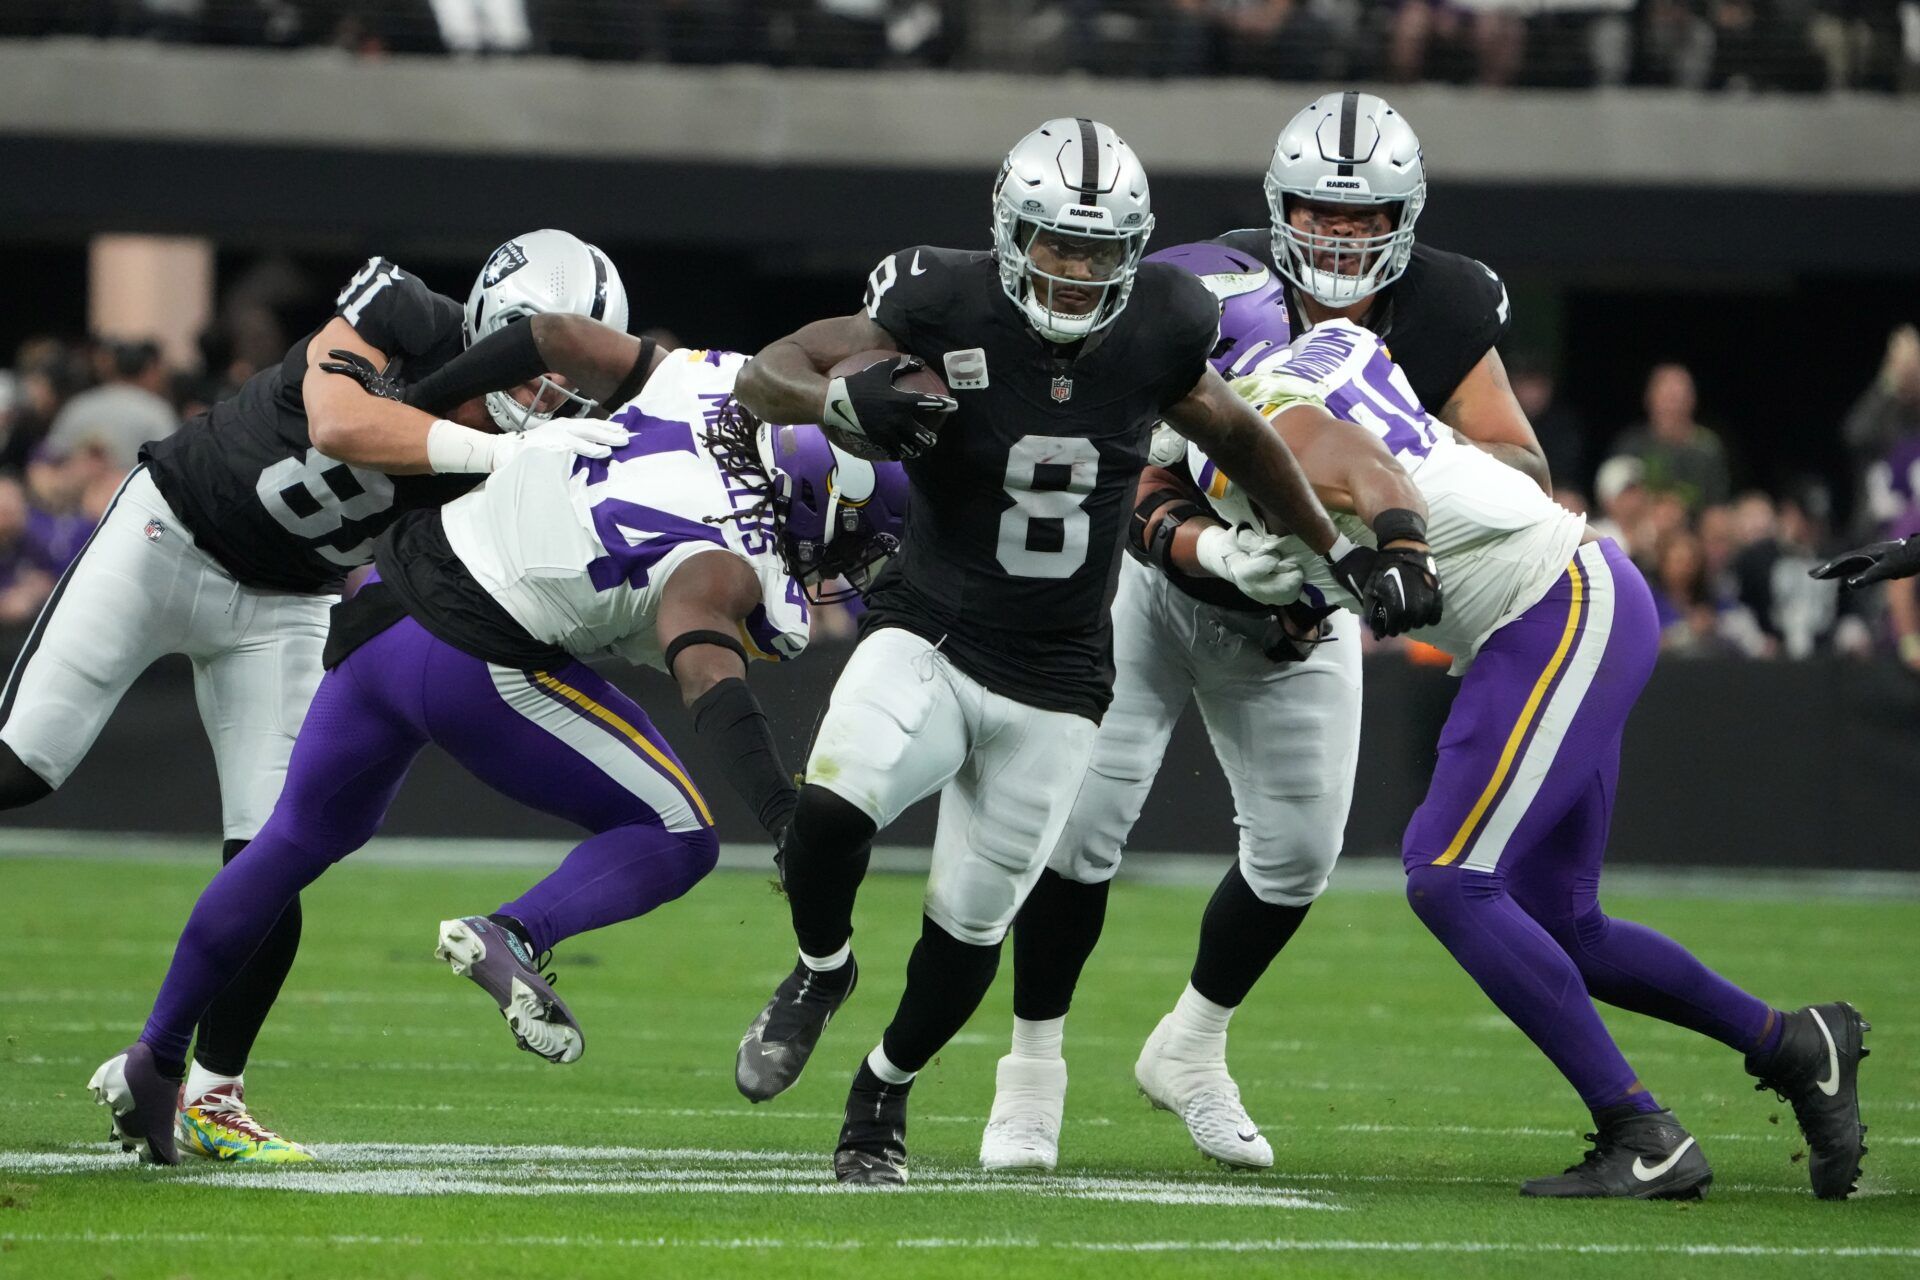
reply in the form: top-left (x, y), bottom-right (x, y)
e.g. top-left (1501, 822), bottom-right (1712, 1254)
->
top-left (859, 246), bottom-right (1219, 720)
top-left (141, 257), bottom-right (478, 595)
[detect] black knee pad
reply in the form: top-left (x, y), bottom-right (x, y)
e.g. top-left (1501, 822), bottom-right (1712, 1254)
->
top-left (789, 784), bottom-right (878, 853)
top-left (0, 742), bottom-right (52, 809)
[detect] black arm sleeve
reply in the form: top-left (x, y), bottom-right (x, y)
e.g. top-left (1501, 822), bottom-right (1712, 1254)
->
top-left (403, 319), bottom-right (546, 415)
top-left (691, 678), bottom-right (798, 840)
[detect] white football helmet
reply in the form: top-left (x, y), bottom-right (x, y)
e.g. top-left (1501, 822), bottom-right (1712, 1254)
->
top-left (1265, 92), bottom-right (1426, 309)
top-left (991, 118), bottom-right (1155, 343)
top-left (464, 228), bottom-right (630, 433)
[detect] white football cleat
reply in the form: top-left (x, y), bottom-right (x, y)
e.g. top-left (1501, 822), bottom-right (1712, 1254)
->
top-left (980, 1053), bottom-right (1067, 1171)
top-left (1134, 1013), bottom-right (1273, 1170)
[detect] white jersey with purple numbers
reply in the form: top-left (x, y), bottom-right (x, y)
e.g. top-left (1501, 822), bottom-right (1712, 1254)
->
top-left (1190, 320), bottom-right (1585, 666)
top-left (440, 348), bottom-right (810, 671)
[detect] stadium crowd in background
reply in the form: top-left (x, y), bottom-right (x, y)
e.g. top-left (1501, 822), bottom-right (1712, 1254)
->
top-left (7, 0), bottom-right (1916, 92)
top-left (1, 262), bottom-right (1914, 667)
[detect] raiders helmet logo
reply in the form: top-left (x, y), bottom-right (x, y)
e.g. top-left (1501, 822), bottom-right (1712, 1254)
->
top-left (482, 241), bottom-right (530, 288)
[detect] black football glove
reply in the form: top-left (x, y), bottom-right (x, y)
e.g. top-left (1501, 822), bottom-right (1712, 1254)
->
top-left (1260, 601), bottom-right (1339, 664)
top-left (319, 349), bottom-right (407, 402)
top-left (821, 355), bottom-right (955, 460)
top-left (1811, 536), bottom-right (1920, 588)
top-left (1360, 543), bottom-right (1444, 639)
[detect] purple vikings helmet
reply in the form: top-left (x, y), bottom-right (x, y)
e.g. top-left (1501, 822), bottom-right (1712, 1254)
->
top-left (759, 423), bottom-right (907, 602)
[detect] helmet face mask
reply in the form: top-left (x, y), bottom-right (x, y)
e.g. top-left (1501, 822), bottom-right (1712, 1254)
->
top-left (707, 401), bottom-right (908, 605)
top-left (465, 229), bottom-right (631, 433)
top-left (991, 118), bottom-right (1155, 343)
top-left (1264, 92), bottom-right (1427, 309)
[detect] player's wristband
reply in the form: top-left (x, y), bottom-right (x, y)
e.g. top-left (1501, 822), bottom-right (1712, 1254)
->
top-left (425, 418), bottom-right (499, 474)
top-left (1371, 508), bottom-right (1428, 548)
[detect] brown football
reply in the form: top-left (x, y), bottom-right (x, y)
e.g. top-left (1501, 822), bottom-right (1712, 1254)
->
top-left (823, 350), bottom-right (949, 460)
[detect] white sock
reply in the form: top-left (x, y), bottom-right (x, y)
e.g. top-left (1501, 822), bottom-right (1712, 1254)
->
top-left (184, 1060), bottom-right (240, 1102)
top-left (800, 942), bottom-right (851, 972)
top-left (1170, 983), bottom-right (1235, 1041)
top-left (1010, 1015), bottom-right (1065, 1060)
top-left (866, 1044), bottom-right (916, 1086)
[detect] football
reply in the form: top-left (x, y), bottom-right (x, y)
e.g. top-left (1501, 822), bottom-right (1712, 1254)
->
top-left (823, 350), bottom-right (950, 460)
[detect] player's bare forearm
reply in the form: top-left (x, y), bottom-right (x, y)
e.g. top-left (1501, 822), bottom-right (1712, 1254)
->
top-left (1440, 351), bottom-right (1551, 494)
top-left (1266, 402), bottom-right (1430, 540)
top-left (736, 313), bottom-right (898, 424)
top-left (1132, 465), bottom-right (1224, 576)
top-left (1164, 370), bottom-right (1341, 556)
top-left (304, 317), bottom-right (439, 474)
top-left (656, 550), bottom-right (762, 705)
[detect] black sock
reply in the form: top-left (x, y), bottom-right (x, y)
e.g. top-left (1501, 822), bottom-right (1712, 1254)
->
top-left (879, 915), bottom-right (1001, 1075)
top-left (781, 785), bottom-right (877, 958)
top-left (851, 1057), bottom-right (913, 1096)
top-left (1188, 863), bottom-right (1312, 1010)
top-left (192, 839), bottom-right (302, 1078)
top-left (487, 913), bottom-right (536, 955)
top-left (1011, 869), bottom-right (1111, 1021)
top-left (0, 742), bottom-right (52, 808)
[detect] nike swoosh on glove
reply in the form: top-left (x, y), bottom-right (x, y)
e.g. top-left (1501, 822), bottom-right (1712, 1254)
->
top-left (1195, 524), bottom-right (1305, 606)
top-left (1361, 545), bottom-right (1443, 639)
top-left (822, 355), bottom-right (955, 461)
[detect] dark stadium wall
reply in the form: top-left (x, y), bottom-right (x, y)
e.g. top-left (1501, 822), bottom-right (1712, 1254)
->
top-left (7, 643), bottom-right (1914, 872)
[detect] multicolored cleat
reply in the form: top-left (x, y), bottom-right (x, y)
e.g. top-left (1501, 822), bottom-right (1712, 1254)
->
top-left (177, 1079), bottom-right (315, 1163)
top-left (88, 1042), bottom-right (182, 1166)
top-left (436, 916), bottom-right (584, 1064)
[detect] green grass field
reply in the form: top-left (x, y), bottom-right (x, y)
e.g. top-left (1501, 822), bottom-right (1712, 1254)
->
top-left (0, 846), bottom-right (1914, 1279)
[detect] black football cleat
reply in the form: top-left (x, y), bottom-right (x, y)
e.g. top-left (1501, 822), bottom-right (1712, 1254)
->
top-left (1748, 1002), bottom-right (1870, 1200)
top-left (1521, 1109), bottom-right (1712, 1200)
top-left (833, 1061), bottom-right (909, 1186)
top-left (735, 955), bottom-right (857, 1102)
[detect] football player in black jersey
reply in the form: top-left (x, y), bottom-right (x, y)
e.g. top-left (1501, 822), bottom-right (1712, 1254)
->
top-left (6, 230), bottom-right (629, 1161)
top-left (985, 92), bottom-right (1554, 1173)
top-left (727, 117), bottom-right (1443, 1185)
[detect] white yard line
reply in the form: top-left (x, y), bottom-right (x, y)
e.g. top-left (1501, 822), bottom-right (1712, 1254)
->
top-left (1335, 1122), bottom-right (1920, 1147)
top-left (1, 1230), bottom-right (1914, 1259)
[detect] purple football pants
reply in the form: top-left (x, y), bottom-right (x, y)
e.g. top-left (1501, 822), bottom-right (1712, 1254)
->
top-left (140, 616), bottom-right (718, 1067)
top-left (1403, 539), bottom-right (1777, 1113)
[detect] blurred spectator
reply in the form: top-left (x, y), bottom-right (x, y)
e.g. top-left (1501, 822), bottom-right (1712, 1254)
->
top-left (1168, 0), bottom-right (1344, 80)
top-left (1638, 0), bottom-right (1716, 85)
top-left (0, 476), bottom-right (55, 627)
top-left (1731, 481), bottom-right (1868, 658)
top-left (425, 0), bottom-right (532, 53)
top-left (1846, 323), bottom-right (1920, 534)
top-left (1605, 363), bottom-right (1731, 514)
top-left (44, 340), bottom-right (178, 477)
top-left (1588, 454), bottom-right (1645, 549)
top-left (1509, 355), bottom-right (1588, 491)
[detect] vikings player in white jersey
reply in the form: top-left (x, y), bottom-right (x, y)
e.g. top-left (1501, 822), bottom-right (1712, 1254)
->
top-left (89, 337), bottom-right (907, 1166)
top-left (1177, 321), bottom-right (1867, 1199)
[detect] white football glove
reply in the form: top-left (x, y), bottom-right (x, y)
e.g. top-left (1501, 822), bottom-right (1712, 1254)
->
top-left (1194, 524), bottom-right (1305, 606)
top-left (427, 415), bottom-right (629, 474)
top-left (1147, 422), bottom-right (1187, 467)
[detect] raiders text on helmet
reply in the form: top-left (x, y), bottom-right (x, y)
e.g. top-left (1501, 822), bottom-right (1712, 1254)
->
top-left (1265, 92), bottom-right (1427, 308)
top-left (464, 229), bottom-right (631, 432)
top-left (991, 118), bottom-right (1155, 343)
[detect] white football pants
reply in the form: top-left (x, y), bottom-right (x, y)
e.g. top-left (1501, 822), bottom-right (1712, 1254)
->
top-left (806, 626), bottom-right (1097, 947)
top-left (1047, 556), bottom-right (1363, 906)
top-left (0, 467), bottom-right (332, 840)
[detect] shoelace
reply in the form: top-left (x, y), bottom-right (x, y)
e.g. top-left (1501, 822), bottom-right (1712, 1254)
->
top-left (503, 931), bottom-right (561, 988)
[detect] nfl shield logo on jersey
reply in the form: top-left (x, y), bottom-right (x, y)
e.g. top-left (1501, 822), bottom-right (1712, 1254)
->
top-left (143, 518), bottom-right (165, 543)
top-left (1050, 375), bottom-right (1073, 404)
